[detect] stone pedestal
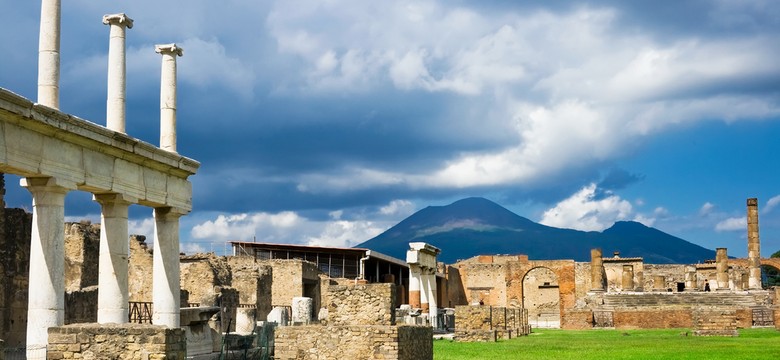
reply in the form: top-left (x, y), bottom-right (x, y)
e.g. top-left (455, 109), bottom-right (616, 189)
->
top-left (268, 306), bottom-right (289, 326)
top-left (181, 306), bottom-right (220, 357)
top-left (291, 297), bottom-right (313, 325)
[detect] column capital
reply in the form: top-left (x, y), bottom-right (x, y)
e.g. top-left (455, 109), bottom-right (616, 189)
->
top-left (154, 206), bottom-right (188, 221)
top-left (155, 43), bottom-right (183, 57)
top-left (20, 177), bottom-right (74, 193)
top-left (102, 13), bottom-right (134, 29)
top-left (93, 193), bottom-right (137, 206)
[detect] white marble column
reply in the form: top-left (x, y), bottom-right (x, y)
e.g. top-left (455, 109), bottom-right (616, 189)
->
top-left (420, 267), bottom-right (430, 313)
top-left (21, 177), bottom-right (71, 360)
top-left (37, 0), bottom-right (61, 109)
top-left (408, 265), bottom-right (421, 308)
top-left (427, 269), bottom-right (438, 327)
top-left (153, 207), bottom-right (184, 327)
top-left (94, 193), bottom-right (134, 324)
top-left (102, 13), bottom-right (133, 133)
top-left (155, 44), bottom-right (183, 153)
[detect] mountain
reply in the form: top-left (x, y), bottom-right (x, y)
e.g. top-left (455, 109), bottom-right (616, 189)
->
top-left (356, 197), bottom-right (716, 264)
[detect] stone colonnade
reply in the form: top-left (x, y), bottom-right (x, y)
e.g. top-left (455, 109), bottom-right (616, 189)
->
top-left (406, 242), bottom-right (441, 327)
top-left (16, 1), bottom-right (197, 358)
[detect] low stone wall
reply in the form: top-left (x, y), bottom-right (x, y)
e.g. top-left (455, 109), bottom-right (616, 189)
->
top-left (454, 305), bottom-right (528, 341)
top-left (274, 325), bottom-right (431, 360)
top-left (613, 309), bottom-right (693, 329)
top-left (47, 323), bottom-right (186, 359)
top-left (326, 284), bottom-right (396, 326)
top-left (692, 308), bottom-right (738, 336)
top-left (561, 309), bottom-right (593, 330)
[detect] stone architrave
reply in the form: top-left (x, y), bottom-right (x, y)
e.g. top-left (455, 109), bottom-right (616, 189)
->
top-left (102, 13), bottom-right (133, 134)
top-left (155, 44), bottom-right (183, 153)
top-left (37, 0), bottom-right (61, 109)
top-left (747, 198), bottom-right (762, 290)
top-left (21, 177), bottom-right (72, 360)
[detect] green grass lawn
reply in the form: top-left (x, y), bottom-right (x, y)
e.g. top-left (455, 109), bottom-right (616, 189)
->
top-left (434, 328), bottom-right (780, 360)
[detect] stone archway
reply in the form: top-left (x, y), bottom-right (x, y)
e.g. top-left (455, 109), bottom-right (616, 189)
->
top-left (760, 259), bottom-right (780, 288)
top-left (522, 267), bottom-right (560, 328)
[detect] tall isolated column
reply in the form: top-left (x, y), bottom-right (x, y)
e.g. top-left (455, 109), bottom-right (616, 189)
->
top-left (37, 0), bottom-right (61, 108)
top-left (21, 177), bottom-right (71, 360)
top-left (94, 194), bottom-right (134, 324)
top-left (155, 44), bottom-right (183, 153)
top-left (747, 198), bottom-right (762, 290)
top-left (590, 248), bottom-right (605, 292)
top-left (716, 248), bottom-right (729, 291)
top-left (103, 13), bottom-right (133, 133)
top-left (153, 207), bottom-right (184, 327)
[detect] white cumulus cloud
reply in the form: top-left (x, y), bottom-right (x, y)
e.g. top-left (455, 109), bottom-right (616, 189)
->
top-left (715, 217), bottom-right (746, 232)
top-left (539, 183), bottom-right (633, 232)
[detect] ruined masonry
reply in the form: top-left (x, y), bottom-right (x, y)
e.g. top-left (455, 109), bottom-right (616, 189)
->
top-left (0, 0), bottom-right (199, 358)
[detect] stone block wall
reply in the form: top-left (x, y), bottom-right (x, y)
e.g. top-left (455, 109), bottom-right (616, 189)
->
top-left (454, 305), bottom-right (529, 341)
top-left (613, 309), bottom-right (693, 329)
top-left (692, 308), bottom-right (738, 336)
top-left (274, 325), bottom-right (432, 360)
top-left (64, 222), bottom-right (100, 292)
top-left (128, 235), bottom-right (154, 302)
top-left (326, 284), bottom-right (396, 326)
top-left (561, 309), bottom-right (593, 330)
top-left (47, 323), bottom-right (186, 359)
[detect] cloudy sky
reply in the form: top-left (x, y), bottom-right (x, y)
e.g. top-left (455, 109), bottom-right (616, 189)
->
top-left (1, 0), bottom-right (779, 258)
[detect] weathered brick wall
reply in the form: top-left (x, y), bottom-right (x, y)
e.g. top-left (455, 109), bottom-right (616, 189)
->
top-left (274, 325), bottom-right (432, 360)
top-left (64, 222), bottom-right (100, 292)
top-left (561, 309), bottom-right (593, 330)
top-left (260, 260), bottom-right (322, 308)
top-left (64, 287), bottom-right (97, 324)
top-left (454, 305), bottom-right (528, 341)
top-left (0, 208), bottom-right (31, 347)
top-left (47, 323), bottom-right (186, 359)
top-left (128, 235), bottom-right (154, 302)
top-left (326, 284), bottom-right (396, 326)
top-left (228, 257), bottom-right (273, 311)
top-left (613, 309), bottom-right (693, 329)
top-left (180, 254), bottom-right (231, 305)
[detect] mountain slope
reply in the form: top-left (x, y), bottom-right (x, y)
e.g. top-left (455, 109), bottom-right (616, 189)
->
top-left (356, 197), bottom-right (716, 264)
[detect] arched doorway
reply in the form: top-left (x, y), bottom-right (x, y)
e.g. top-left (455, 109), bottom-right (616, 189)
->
top-left (761, 264), bottom-right (780, 288)
top-left (522, 267), bottom-right (560, 328)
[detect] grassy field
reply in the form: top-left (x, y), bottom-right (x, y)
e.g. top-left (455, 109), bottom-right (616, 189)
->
top-left (434, 328), bottom-right (780, 360)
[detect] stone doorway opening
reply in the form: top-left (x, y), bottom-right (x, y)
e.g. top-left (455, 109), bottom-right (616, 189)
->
top-left (522, 267), bottom-right (560, 328)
